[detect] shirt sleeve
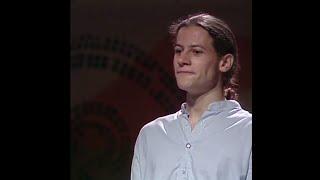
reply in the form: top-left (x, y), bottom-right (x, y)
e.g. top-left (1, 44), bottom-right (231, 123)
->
top-left (131, 129), bottom-right (146, 180)
top-left (131, 151), bottom-right (141, 180)
top-left (245, 150), bottom-right (252, 180)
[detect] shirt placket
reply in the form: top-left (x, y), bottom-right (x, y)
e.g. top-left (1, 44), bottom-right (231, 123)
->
top-left (177, 114), bottom-right (204, 180)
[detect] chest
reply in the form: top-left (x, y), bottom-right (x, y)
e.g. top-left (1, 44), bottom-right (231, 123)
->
top-left (146, 126), bottom-right (245, 171)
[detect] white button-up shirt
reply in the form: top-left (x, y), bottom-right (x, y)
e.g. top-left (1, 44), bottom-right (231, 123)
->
top-left (131, 100), bottom-right (252, 180)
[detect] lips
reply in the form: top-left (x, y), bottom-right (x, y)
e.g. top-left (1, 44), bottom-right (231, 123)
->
top-left (176, 70), bottom-right (195, 74)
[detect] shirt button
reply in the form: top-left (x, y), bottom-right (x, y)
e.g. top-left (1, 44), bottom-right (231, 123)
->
top-left (186, 143), bottom-right (191, 149)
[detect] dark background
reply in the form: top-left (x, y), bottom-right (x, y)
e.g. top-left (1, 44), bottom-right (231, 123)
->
top-left (71, 0), bottom-right (251, 179)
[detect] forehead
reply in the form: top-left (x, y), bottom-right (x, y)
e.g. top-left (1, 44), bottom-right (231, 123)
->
top-left (176, 25), bottom-right (213, 46)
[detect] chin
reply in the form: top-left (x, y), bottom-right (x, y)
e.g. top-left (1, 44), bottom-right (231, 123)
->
top-left (177, 81), bottom-right (215, 95)
top-left (177, 81), bottom-right (193, 92)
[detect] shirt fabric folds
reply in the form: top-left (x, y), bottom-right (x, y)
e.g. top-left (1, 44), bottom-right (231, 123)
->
top-left (131, 100), bottom-right (252, 180)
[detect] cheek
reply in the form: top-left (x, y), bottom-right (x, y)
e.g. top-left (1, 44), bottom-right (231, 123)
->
top-left (173, 56), bottom-right (178, 65)
top-left (203, 63), bottom-right (219, 79)
top-left (173, 59), bottom-right (178, 71)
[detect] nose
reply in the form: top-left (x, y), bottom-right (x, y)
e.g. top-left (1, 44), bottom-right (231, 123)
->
top-left (176, 52), bottom-right (191, 66)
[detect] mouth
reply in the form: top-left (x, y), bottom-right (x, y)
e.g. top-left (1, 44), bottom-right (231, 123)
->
top-left (176, 71), bottom-right (195, 74)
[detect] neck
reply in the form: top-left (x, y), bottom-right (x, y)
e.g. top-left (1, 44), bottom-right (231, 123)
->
top-left (186, 86), bottom-right (225, 129)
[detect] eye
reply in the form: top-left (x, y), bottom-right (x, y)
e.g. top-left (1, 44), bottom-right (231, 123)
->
top-left (192, 49), bottom-right (203, 55)
top-left (174, 47), bottom-right (182, 54)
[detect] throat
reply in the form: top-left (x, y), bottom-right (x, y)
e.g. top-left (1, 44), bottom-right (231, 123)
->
top-left (188, 114), bottom-right (200, 130)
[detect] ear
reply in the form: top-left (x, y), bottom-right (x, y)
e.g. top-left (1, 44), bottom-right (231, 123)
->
top-left (219, 54), bottom-right (234, 72)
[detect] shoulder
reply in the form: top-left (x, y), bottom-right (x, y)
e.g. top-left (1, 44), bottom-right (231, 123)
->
top-left (138, 111), bottom-right (180, 136)
top-left (225, 100), bottom-right (252, 129)
top-left (143, 111), bottom-right (179, 130)
top-left (234, 108), bottom-right (252, 125)
top-left (237, 110), bottom-right (252, 130)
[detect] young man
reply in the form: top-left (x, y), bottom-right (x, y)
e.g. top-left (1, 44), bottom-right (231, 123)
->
top-left (131, 13), bottom-right (252, 180)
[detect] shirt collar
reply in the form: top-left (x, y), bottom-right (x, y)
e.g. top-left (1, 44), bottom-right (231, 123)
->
top-left (180, 99), bottom-right (241, 116)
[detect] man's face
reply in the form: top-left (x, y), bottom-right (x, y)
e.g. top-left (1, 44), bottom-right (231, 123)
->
top-left (173, 25), bottom-right (222, 95)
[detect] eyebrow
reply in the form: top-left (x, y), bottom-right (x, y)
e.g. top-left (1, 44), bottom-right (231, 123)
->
top-left (174, 43), bottom-right (206, 49)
